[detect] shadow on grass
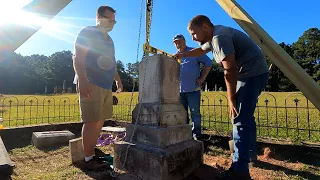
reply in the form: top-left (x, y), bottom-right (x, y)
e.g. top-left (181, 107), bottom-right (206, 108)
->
top-left (253, 160), bottom-right (320, 180)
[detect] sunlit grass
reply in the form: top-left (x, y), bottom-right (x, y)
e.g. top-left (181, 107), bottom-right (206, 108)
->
top-left (0, 91), bottom-right (319, 142)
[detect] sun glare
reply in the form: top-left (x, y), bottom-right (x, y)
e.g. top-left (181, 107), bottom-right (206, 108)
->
top-left (0, 0), bottom-right (51, 27)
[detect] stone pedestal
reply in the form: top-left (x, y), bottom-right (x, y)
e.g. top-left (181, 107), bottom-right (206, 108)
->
top-left (114, 55), bottom-right (203, 180)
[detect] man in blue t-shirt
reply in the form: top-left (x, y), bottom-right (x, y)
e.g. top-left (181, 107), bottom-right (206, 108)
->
top-left (172, 34), bottom-right (212, 139)
top-left (73, 5), bottom-right (123, 171)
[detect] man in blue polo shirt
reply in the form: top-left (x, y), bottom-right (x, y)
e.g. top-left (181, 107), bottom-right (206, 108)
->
top-left (173, 34), bottom-right (212, 139)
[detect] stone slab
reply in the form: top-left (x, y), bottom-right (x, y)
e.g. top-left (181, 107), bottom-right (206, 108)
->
top-left (102, 126), bottom-right (126, 133)
top-left (125, 124), bottom-right (192, 148)
top-left (132, 103), bottom-right (187, 127)
top-left (69, 137), bottom-right (84, 163)
top-left (138, 54), bottom-right (180, 104)
top-left (114, 139), bottom-right (204, 180)
top-left (0, 136), bottom-right (14, 178)
top-left (32, 130), bottom-right (75, 149)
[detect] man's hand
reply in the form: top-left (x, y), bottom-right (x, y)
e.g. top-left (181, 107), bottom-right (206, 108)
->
top-left (78, 78), bottom-right (92, 99)
top-left (196, 77), bottom-right (205, 86)
top-left (229, 98), bottom-right (239, 119)
top-left (116, 81), bottom-right (123, 93)
top-left (174, 52), bottom-right (184, 59)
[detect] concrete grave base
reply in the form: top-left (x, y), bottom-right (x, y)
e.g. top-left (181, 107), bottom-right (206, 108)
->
top-left (114, 139), bottom-right (204, 180)
top-left (32, 130), bottom-right (75, 149)
top-left (0, 137), bottom-right (14, 178)
top-left (125, 124), bottom-right (192, 148)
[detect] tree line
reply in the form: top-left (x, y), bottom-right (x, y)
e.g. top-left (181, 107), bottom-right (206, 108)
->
top-left (0, 28), bottom-right (319, 94)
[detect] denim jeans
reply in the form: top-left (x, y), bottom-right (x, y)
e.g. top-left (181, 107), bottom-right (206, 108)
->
top-left (180, 90), bottom-right (201, 138)
top-left (230, 73), bottom-right (269, 173)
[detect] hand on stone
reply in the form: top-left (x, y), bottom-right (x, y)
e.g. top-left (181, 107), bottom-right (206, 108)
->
top-left (173, 52), bottom-right (184, 59)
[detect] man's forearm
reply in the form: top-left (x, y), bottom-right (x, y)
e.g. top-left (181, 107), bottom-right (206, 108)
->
top-left (200, 66), bottom-right (211, 79)
top-left (183, 48), bottom-right (207, 57)
top-left (73, 55), bottom-right (87, 82)
top-left (224, 70), bottom-right (238, 102)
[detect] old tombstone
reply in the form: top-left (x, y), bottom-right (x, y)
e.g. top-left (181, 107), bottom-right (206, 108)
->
top-left (114, 54), bottom-right (204, 180)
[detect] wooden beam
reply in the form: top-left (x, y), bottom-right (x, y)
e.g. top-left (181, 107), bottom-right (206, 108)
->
top-left (216, 0), bottom-right (320, 110)
top-left (0, 0), bottom-right (72, 53)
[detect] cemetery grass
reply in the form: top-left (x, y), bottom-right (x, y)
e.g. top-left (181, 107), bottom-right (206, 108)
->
top-left (0, 91), bottom-right (319, 142)
top-left (8, 143), bottom-right (320, 180)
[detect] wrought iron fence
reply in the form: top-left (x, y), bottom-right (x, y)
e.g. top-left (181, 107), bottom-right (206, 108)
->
top-left (0, 92), bottom-right (319, 143)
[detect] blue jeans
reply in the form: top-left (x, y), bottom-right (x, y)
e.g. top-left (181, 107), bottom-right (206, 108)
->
top-left (230, 73), bottom-right (269, 173)
top-left (180, 90), bottom-right (201, 138)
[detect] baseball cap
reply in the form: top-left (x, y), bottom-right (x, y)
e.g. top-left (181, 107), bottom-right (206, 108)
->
top-left (173, 34), bottom-right (185, 42)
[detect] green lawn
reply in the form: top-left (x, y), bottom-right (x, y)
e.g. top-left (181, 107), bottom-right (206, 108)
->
top-left (0, 91), bottom-right (319, 142)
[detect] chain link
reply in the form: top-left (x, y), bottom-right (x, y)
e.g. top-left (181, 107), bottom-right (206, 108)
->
top-left (126, 0), bottom-right (145, 120)
top-left (122, 0), bottom-right (154, 168)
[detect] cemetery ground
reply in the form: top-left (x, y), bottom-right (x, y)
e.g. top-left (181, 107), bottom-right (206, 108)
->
top-left (7, 135), bottom-right (320, 180)
top-left (1, 92), bottom-right (320, 179)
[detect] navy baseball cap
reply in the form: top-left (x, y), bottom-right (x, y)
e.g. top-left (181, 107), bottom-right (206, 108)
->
top-left (173, 34), bottom-right (185, 42)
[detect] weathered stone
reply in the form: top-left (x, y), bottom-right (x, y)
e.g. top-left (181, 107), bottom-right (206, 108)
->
top-left (114, 55), bottom-right (203, 180)
top-left (114, 140), bottom-right (203, 180)
top-left (132, 103), bottom-right (187, 127)
top-left (138, 54), bottom-right (180, 104)
top-left (32, 130), bottom-right (75, 149)
top-left (0, 136), bottom-right (14, 178)
top-left (69, 137), bottom-right (84, 163)
top-left (125, 124), bottom-right (192, 148)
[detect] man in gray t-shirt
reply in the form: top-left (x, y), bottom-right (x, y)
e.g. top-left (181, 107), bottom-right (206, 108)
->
top-left (175, 15), bottom-right (269, 179)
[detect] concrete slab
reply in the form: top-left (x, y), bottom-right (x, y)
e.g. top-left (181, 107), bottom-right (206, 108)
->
top-left (102, 126), bottom-right (126, 133)
top-left (125, 124), bottom-right (192, 148)
top-left (114, 139), bottom-right (204, 180)
top-left (32, 130), bottom-right (75, 149)
top-left (0, 136), bottom-right (14, 178)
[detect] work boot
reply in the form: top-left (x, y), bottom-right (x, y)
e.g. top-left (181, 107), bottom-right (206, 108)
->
top-left (84, 156), bottom-right (110, 171)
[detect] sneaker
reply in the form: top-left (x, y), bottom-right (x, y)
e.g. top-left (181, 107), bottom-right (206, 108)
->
top-left (84, 156), bottom-right (110, 171)
top-left (217, 169), bottom-right (252, 180)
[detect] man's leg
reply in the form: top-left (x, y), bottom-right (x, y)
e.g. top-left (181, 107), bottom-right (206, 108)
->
top-left (187, 90), bottom-right (202, 138)
top-left (230, 73), bottom-right (269, 175)
top-left (79, 85), bottom-right (108, 170)
top-left (180, 92), bottom-right (190, 124)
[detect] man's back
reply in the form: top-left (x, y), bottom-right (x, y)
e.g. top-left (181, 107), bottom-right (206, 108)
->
top-left (211, 25), bottom-right (269, 78)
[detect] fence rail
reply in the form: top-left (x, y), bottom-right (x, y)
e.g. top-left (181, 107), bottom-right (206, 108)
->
top-left (0, 92), bottom-right (319, 143)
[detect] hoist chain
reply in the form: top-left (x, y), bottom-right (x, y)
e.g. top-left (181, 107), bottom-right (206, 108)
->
top-left (122, 0), bottom-right (154, 168)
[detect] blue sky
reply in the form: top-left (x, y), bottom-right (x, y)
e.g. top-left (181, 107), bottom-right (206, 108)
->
top-left (2, 0), bottom-right (320, 65)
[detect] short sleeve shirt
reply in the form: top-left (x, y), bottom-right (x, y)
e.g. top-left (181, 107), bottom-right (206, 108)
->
top-left (201, 25), bottom-right (269, 78)
top-left (73, 26), bottom-right (116, 90)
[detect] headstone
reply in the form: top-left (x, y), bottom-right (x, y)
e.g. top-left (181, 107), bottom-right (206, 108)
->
top-left (114, 54), bottom-right (204, 180)
top-left (32, 130), bottom-right (75, 149)
top-left (62, 80), bottom-right (66, 93)
top-left (0, 137), bottom-right (14, 178)
top-left (69, 137), bottom-right (84, 164)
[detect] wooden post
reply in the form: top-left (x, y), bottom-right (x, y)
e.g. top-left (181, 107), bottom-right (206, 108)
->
top-left (216, 0), bottom-right (320, 110)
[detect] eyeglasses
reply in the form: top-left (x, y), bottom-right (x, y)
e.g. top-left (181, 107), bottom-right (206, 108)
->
top-left (101, 15), bottom-right (117, 24)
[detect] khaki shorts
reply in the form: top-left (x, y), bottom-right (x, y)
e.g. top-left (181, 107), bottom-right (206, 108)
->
top-left (78, 84), bottom-right (113, 122)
